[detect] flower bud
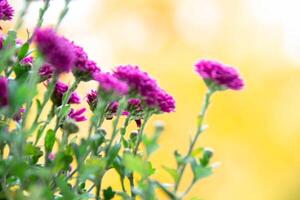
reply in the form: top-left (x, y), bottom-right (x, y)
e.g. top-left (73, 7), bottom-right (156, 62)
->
top-left (154, 121), bottom-right (165, 132)
top-left (62, 119), bottom-right (79, 134)
top-left (130, 130), bottom-right (138, 140)
top-left (200, 148), bottom-right (214, 167)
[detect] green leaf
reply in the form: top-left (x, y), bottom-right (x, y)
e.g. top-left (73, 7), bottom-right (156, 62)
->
top-left (45, 129), bottom-right (55, 152)
top-left (191, 147), bottom-right (204, 157)
top-left (162, 166), bottom-right (178, 182)
top-left (123, 154), bottom-right (155, 177)
top-left (103, 186), bottom-right (116, 200)
top-left (57, 104), bottom-right (71, 119)
top-left (53, 152), bottom-right (73, 173)
top-left (56, 176), bottom-right (76, 199)
top-left (24, 143), bottom-right (43, 164)
top-left (191, 160), bottom-right (212, 181)
top-left (18, 42), bottom-right (30, 60)
top-left (143, 135), bottom-right (159, 156)
top-left (80, 157), bottom-right (106, 181)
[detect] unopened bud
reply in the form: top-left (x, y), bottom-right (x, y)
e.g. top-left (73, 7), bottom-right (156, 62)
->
top-left (154, 121), bottom-right (165, 132)
top-left (62, 119), bottom-right (79, 134)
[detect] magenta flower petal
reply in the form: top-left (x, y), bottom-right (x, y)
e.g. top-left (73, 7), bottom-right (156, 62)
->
top-left (68, 108), bottom-right (87, 122)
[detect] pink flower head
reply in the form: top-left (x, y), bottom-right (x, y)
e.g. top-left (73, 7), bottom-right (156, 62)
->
top-left (195, 59), bottom-right (244, 90)
top-left (93, 72), bottom-right (128, 97)
top-left (34, 28), bottom-right (75, 73)
top-left (68, 108), bottom-right (87, 122)
top-left (0, 0), bottom-right (14, 21)
top-left (51, 81), bottom-right (81, 106)
top-left (0, 76), bottom-right (9, 107)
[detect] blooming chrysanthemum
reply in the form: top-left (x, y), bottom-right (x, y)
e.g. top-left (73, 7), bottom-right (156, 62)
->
top-left (51, 81), bottom-right (81, 106)
top-left (113, 65), bottom-right (175, 113)
top-left (0, 76), bottom-right (9, 107)
top-left (93, 72), bottom-right (128, 97)
top-left (68, 108), bottom-right (87, 122)
top-left (0, 0), bottom-right (14, 21)
top-left (195, 59), bottom-right (244, 90)
top-left (34, 28), bottom-right (75, 73)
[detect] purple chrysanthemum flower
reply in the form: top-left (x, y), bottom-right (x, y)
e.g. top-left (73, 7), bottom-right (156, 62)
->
top-left (93, 72), bottom-right (128, 96)
top-left (39, 63), bottom-right (54, 81)
top-left (21, 56), bottom-right (33, 65)
top-left (34, 28), bottom-right (75, 73)
top-left (86, 90), bottom-right (97, 111)
top-left (0, 76), bottom-right (9, 107)
top-left (68, 108), bottom-right (87, 122)
top-left (51, 81), bottom-right (81, 106)
top-left (113, 65), bottom-right (175, 113)
top-left (195, 59), bottom-right (244, 90)
top-left (0, 0), bottom-right (14, 21)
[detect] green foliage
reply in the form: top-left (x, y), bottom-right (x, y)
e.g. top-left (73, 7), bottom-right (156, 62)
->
top-left (0, 1), bottom-right (221, 200)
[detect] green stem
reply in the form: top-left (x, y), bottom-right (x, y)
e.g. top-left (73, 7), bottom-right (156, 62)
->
top-left (14, 0), bottom-right (31, 31)
top-left (105, 98), bottom-right (127, 155)
top-left (128, 173), bottom-right (136, 200)
top-left (36, 0), bottom-right (51, 29)
top-left (55, 0), bottom-right (71, 30)
top-left (95, 175), bottom-right (104, 200)
top-left (174, 90), bottom-right (214, 192)
top-left (28, 0), bottom-right (51, 43)
top-left (133, 112), bottom-right (151, 154)
top-left (33, 75), bottom-right (58, 125)
top-left (88, 100), bottom-right (107, 139)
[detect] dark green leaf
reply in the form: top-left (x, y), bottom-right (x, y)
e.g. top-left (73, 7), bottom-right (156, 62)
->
top-left (162, 166), bottom-right (178, 182)
top-left (103, 186), bottom-right (115, 200)
top-left (18, 42), bottom-right (30, 60)
top-left (45, 129), bottom-right (55, 152)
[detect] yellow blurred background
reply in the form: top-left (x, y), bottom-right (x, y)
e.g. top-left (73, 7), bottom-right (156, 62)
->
top-left (4, 0), bottom-right (300, 199)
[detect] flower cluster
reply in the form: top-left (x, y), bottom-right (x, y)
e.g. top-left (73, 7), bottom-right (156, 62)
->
top-left (0, 0), bottom-right (14, 21)
top-left (0, 1), bottom-right (245, 199)
top-left (195, 59), bottom-right (244, 90)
